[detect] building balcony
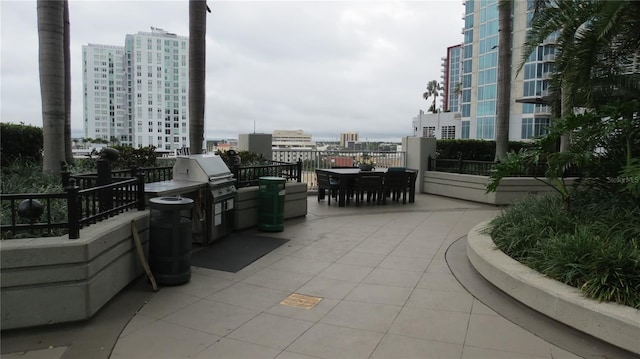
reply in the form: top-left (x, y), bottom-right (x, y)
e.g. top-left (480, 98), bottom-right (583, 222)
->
top-left (542, 53), bottom-right (556, 62)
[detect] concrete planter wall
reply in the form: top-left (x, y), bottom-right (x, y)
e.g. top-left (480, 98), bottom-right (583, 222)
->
top-left (0, 212), bottom-right (149, 330)
top-left (234, 182), bottom-right (308, 230)
top-left (467, 221), bottom-right (640, 354)
top-left (0, 182), bottom-right (308, 330)
top-left (423, 171), bottom-right (577, 205)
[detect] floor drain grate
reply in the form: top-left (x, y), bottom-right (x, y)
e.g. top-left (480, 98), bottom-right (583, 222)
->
top-left (280, 293), bottom-right (322, 309)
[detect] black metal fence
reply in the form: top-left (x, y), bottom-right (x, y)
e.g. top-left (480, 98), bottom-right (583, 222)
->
top-left (427, 156), bottom-right (581, 177)
top-left (231, 160), bottom-right (302, 188)
top-left (1, 174), bottom-right (145, 240)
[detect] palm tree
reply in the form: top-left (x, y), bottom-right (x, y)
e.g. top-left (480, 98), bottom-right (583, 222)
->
top-left (188, 0), bottom-right (210, 155)
top-left (37, 0), bottom-right (66, 174)
top-left (495, 0), bottom-right (513, 161)
top-left (422, 80), bottom-right (442, 113)
top-left (520, 0), bottom-right (640, 150)
top-left (64, 0), bottom-right (73, 165)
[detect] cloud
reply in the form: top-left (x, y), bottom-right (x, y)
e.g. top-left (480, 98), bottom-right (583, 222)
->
top-left (1, 0), bottom-right (462, 142)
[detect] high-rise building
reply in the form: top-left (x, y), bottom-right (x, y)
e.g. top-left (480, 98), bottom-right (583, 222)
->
top-left (339, 132), bottom-right (358, 147)
top-left (448, 0), bottom-right (555, 141)
top-left (442, 44), bottom-right (462, 113)
top-left (82, 44), bottom-right (126, 143)
top-left (83, 27), bottom-right (190, 150)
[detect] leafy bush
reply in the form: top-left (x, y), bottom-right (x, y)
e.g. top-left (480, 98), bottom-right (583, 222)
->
top-left (107, 145), bottom-right (158, 169)
top-left (0, 123), bottom-right (43, 167)
top-left (436, 139), bottom-right (536, 160)
top-left (487, 191), bottom-right (640, 308)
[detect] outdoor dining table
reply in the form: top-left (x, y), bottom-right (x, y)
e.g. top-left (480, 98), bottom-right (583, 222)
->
top-left (316, 168), bottom-right (417, 207)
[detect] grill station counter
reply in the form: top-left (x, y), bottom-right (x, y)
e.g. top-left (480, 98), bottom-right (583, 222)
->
top-left (145, 154), bottom-right (236, 244)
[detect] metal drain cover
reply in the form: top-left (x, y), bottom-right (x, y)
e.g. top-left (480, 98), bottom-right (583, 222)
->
top-left (280, 293), bottom-right (322, 309)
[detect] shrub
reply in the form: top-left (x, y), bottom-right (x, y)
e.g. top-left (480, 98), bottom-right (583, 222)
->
top-left (487, 190), bottom-right (640, 308)
top-left (436, 139), bottom-right (536, 160)
top-left (108, 145), bottom-right (158, 169)
top-left (0, 123), bottom-right (43, 167)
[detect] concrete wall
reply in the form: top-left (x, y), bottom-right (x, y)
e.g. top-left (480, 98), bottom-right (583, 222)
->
top-left (0, 182), bottom-right (308, 330)
top-left (423, 171), bottom-right (577, 205)
top-left (402, 136), bottom-right (436, 194)
top-left (234, 182), bottom-right (308, 230)
top-left (0, 212), bottom-right (149, 330)
top-left (238, 133), bottom-right (273, 160)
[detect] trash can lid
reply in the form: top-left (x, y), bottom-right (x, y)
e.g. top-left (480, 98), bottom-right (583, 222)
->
top-left (259, 176), bottom-right (286, 182)
top-left (150, 197), bottom-right (194, 206)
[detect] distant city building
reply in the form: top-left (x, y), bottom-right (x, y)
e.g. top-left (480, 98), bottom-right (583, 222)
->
top-left (83, 27), bottom-right (190, 150)
top-left (339, 132), bottom-right (358, 147)
top-left (412, 110), bottom-right (461, 139)
top-left (82, 44), bottom-right (126, 143)
top-left (272, 129), bottom-right (315, 149)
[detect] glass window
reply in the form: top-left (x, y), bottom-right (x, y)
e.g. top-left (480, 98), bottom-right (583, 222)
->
top-left (476, 117), bottom-right (495, 139)
top-left (461, 121), bottom-right (470, 139)
top-left (521, 117), bottom-right (533, 139)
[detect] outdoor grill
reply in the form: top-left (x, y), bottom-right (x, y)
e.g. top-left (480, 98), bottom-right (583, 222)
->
top-left (145, 154), bottom-right (236, 244)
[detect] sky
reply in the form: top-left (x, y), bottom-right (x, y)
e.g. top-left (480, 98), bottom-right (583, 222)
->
top-left (1, 0), bottom-right (463, 143)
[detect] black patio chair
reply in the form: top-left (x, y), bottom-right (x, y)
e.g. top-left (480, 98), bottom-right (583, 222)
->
top-left (316, 170), bottom-right (340, 205)
top-left (353, 172), bottom-right (385, 206)
top-left (384, 171), bottom-right (412, 204)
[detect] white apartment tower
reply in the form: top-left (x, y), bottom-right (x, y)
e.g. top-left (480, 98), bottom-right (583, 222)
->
top-left (82, 44), bottom-right (126, 143)
top-left (83, 27), bottom-right (190, 150)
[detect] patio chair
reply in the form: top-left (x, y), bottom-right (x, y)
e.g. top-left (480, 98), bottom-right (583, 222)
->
top-left (316, 170), bottom-right (340, 205)
top-left (384, 171), bottom-right (412, 204)
top-left (354, 172), bottom-right (385, 206)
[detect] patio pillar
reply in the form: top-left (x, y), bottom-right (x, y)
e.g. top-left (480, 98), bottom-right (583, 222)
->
top-left (402, 136), bottom-right (436, 194)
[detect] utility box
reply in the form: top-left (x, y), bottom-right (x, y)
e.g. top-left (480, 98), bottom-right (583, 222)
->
top-left (258, 177), bottom-right (286, 232)
top-left (149, 197), bottom-right (194, 285)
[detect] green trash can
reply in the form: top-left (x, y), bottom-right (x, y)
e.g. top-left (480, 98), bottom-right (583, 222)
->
top-left (258, 176), bottom-right (286, 232)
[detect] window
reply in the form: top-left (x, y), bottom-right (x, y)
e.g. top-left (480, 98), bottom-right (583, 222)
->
top-left (441, 126), bottom-right (456, 139)
top-left (476, 117), bottom-right (495, 139)
top-left (422, 126), bottom-right (436, 138)
top-left (521, 118), bottom-right (550, 139)
top-left (461, 121), bottom-right (470, 139)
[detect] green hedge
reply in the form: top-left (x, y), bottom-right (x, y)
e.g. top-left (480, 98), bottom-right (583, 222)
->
top-left (436, 139), bottom-right (537, 161)
top-left (0, 123), bottom-right (43, 167)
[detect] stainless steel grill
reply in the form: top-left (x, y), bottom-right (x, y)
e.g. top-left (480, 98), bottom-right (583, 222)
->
top-left (146, 154), bottom-right (236, 244)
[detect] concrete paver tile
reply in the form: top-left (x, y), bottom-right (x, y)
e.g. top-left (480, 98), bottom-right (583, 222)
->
top-left (163, 299), bottom-right (260, 336)
top-left (320, 300), bottom-right (402, 333)
top-left (2, 347), bottom-right (67, 359)
top-left (295, 277), bottom-right (359, 300)
top-left (275, 350), bottom-right (321, 359)
top-left (405, 288), bottom-right (474, 313)
top-left (377, 254), bottom-right (431, 272)
top-left (227, 313), bottom-right (314, 350)
top-left (118, 313), bottom-right (156, 338)
top-left (267, 256), bottom-right (332, 276)
top-left (206, 282), bottom-right (290, 311)
top-left (241, 268), bottom-right (314, 292)
top-left (371, 334), bottom-right (463, 359)
top-left (317, 262), bottom-right (373, 283)
top-left (465, 313), bottom-right (554, 356)
top-left (462, 345), bottom-right (550, 359)
top-left (192, 337), bottom-right (281, 359)
top-left (136, 290), bottom-right (199, 319)
top-left (416, 272), bottom-right (468, 293)
top-left (266, 297), bottom-right (339, 322)
top-left (388, 307), bottom-right (470, 345)
top-left (286, 323), bottom-right (384, 359)
top-left (345, 283), bottom-right (412, 306)
top-left (363, 267), bottom-right (423, 288)
top-left (110, 320), bottom-right (219, 359)
top-left (336, 251), bottom-right (385, 268)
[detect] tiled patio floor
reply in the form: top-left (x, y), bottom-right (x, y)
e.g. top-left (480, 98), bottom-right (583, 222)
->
top-left (108, 194), bottom-right (579, 359)
top-left (3, 194), bottom-right (585, 359)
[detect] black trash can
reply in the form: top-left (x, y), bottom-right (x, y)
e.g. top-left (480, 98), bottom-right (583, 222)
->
top-left (149, 197), bottom-right (194, 285)
top-left (258, 177), bottom-right (286, 232)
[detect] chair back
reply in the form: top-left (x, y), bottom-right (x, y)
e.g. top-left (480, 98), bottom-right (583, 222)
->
top-left (384, 171), bottom-right (411, 190)
top-left (316, 170), bottom-right (331, 188)
top-left (354, 172), bottom-right (384, 191)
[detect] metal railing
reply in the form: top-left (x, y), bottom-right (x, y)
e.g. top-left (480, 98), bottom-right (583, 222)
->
top-left (231, 160), bottom-right (302, 188)
top-left (1, 175), bottom-right (145, 240)
top-left (272, 149), bottom-right (406, 190)
top-left (62, 165), bottom-right (173, 189)
top-left (427, 156), bottom-right (581, 177)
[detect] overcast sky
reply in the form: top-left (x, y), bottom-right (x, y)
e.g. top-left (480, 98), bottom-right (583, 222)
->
top-left (1, 0), bottom-right (463, 142)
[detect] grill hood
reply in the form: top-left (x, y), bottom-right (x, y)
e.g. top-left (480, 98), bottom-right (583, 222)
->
top-left (173, 154), bottom-right (233, 183)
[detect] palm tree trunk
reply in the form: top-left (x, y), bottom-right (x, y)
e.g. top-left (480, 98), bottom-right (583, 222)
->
top-left (189, 0), bottom-right (207, 155)
top-left (64, 0), bottom-right (73, 164)
top-left (495, 0), bottom-right (512, 161)
top-left (37, 0), bottom-right (66, 174)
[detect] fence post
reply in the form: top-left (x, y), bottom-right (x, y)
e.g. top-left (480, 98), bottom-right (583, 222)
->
top-left (66, 179), bottom-right (80, 239)
top-left (60, 162), bottom-right (70, 187)
top-left (97, 159), bottom-right (113, 212)
top-left (296, 159), bottom-right (302, 183)
top-left (458, 156), bottom-right (464, 173)
top-left (136, 171), bottom-right (146, 210)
